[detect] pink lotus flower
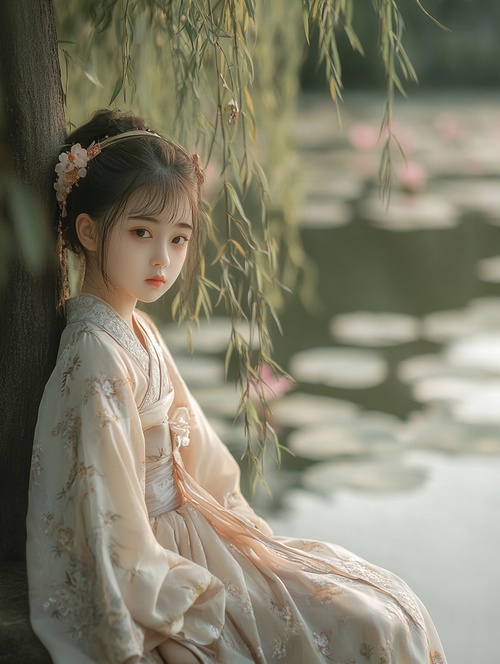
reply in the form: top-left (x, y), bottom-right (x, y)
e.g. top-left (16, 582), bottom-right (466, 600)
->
top-left (348, 123), bottom-right (379, 151)
top-left (249, 364), bottom-right (293, 402)
top-left (396, 160), bottom-right (426, 193)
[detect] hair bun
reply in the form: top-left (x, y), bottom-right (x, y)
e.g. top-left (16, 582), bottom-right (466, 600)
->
top-left (66, 109), bottom-right (150, 149)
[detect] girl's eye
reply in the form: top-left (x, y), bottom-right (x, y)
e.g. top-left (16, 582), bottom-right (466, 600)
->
top-left (172, 236), bottom-right (189, 246)
top-left (133, 229), bottom-right (152, 238)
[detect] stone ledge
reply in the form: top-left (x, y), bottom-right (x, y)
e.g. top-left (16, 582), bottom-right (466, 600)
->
top-left (0, 562), bottom-right (52, 664)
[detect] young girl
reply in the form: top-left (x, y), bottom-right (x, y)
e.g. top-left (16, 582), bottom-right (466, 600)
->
top-left (26, 109), bottom-right (446, 664)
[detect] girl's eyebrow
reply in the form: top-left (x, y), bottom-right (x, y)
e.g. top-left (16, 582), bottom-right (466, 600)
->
top-left (128, 214), bottom-right (193, 229)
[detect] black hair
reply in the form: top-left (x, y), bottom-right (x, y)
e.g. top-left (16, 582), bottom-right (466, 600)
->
top-left (57, 109), bottom-right (202, 307)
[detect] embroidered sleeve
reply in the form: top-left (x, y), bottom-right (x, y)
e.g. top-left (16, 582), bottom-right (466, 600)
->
top-left (26, 329), bottom-right (224, 662)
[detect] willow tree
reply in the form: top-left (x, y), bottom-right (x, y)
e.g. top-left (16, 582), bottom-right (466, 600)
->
top-left (54, 0), bottom-right (423, 478)
top-left (0, 1), bottom-right (65, 566)
top-left (0, 0), bottom-right (427, 569)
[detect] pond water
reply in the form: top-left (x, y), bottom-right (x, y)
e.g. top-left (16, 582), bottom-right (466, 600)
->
top-left (155, 92), bottom-right (500, 664)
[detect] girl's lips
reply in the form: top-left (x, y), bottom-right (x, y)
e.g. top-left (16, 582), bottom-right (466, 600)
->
top-left (146, 278), bottom-right (165, 287)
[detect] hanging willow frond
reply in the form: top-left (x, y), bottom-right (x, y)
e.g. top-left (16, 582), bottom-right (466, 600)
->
top-left (302, 0), bottom-right (364, 107)
top-left (372, 0), bottom-right (419, 199)
top-left (54, 0), bottom-right (430, 480)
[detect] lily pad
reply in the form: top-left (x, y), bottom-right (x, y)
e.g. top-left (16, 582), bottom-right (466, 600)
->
top-left (405, 408), bottom-right (500, 454)
top-left (173, 356), bottom-right (225, 387)
top-left (270, 393), bottom-right (359, 429)
top-left (411, 374), bottom-right (495, 404)
top-left (422, 299), bottom-right (500, 344)
top-left (289, 347), bottom-right (388, 389)
top-left (303, 459), bottom-right (427, 493)
top-left (477, 255), bottom-right (500, 283)
top-left (358, 193), bottom-right (458, 231)
top-left (303, 170), bottom-right (364, 201)
top-left (446, 333), bottom-right (500, 373)
top-left (299, 200), bottom-right (351, 229)
top-left (161, 318), bottom-right (256, 354)
top-left (468, 297), bottom-right (500, 329)
top-left (451, 386), bottom-right (500, 425)
top-left (191, 385), bottom-right (240, 417)
top-left (422, 308), bottom-right (478, 343)
top-left (397, 354), bottom-right (451, 384)
top-left (288, 411), bottom-right (402, 460)
top-left (208, 417), bottom-right (247, 452)
top-left (438, 179), bottom-right (500, 221)
top-left (330, 311), bottom-right (420, 347)
top-left (410, 370), bottom-right (500, 425)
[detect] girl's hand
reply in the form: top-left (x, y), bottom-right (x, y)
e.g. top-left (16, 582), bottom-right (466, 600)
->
top-left (157, 639), bottom-right (203, 664)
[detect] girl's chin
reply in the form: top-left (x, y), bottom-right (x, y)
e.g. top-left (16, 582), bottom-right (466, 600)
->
top-left (138, 289), bottom-right (168, 304)
top-left (139, 294), bottom-right (164, 304)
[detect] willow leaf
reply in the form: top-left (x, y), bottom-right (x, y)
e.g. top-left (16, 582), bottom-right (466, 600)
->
top-left (302, 7), bottom-right (310, 43)
top-left (225, 181), bottom-right (251, 226)
top-left (109, 73), bottom-right (124, 104)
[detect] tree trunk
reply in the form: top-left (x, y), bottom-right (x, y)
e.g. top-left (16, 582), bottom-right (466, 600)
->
top-left (0, 0), bottom-right (65, 562)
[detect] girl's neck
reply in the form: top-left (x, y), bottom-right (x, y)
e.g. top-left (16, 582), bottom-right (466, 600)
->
top-left (80, 276), bottom-right (137, 329)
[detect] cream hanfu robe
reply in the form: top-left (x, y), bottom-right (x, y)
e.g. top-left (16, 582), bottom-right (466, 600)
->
top-left (26, 294), bottom-right (447, 664)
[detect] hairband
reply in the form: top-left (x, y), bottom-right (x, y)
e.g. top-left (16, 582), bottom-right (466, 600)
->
top-left (54, 130), bottom-right (205, 219)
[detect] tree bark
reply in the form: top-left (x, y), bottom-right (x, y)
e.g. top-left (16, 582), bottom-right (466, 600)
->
top-left (0, 0), bottom-right (65, 561)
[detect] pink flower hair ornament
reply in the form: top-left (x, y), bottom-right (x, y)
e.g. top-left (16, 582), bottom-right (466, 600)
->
top-left (54, 141), bottom-right (101, 218)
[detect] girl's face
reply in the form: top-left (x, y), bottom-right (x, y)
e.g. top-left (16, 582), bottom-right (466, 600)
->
top-left (95, 193), bottom-right (194, 313)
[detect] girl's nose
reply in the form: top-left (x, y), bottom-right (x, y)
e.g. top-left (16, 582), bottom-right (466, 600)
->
top-left (152, 246), bottom-right (170, 268)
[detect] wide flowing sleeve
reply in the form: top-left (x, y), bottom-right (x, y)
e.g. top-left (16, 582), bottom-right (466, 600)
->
top-left (26, 327), bottom-right (225, 664)
top-left (145, 318), bottom-right (273, 537)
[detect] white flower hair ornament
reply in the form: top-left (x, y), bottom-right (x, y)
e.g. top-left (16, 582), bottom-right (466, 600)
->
top-left (54, 141), bottom-right (101, 218)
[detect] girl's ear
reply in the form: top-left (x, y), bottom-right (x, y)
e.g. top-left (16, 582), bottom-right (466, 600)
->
top-left (75, 214), bottom-right (98, 252)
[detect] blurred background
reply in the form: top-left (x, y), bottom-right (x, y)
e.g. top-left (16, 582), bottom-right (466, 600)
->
top-left (152, 4), bottom-right (500, 663)
top-left (51, 2), bottom-right (500, 661)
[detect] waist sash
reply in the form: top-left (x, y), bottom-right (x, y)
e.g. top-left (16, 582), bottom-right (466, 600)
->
top-left (145, 456), bottom-right (182, 518)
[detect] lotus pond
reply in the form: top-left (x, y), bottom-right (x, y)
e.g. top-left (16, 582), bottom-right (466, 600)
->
top-left (153, 92), bottom-right (500, 664)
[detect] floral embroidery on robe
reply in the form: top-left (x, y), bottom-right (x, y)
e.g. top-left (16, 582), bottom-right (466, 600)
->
top-left (27, 294), bottom-right (447, 664)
